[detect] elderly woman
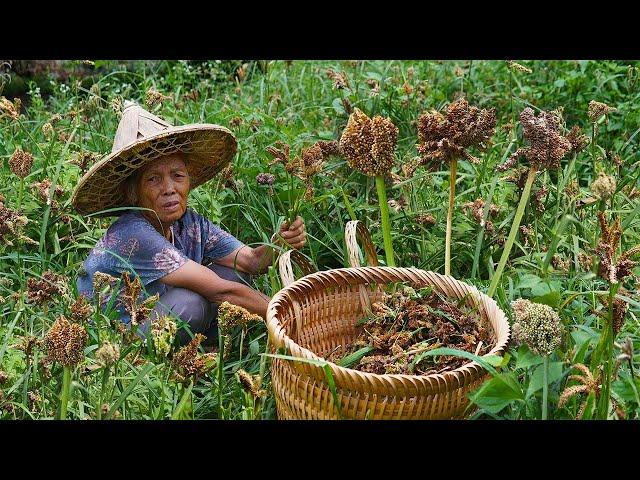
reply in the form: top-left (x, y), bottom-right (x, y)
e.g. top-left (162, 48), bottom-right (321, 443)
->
top-left (72, 101), bottom-right (306, 345)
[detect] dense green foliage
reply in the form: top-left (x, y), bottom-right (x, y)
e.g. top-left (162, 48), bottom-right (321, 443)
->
top-left (1, 59), bottom-right (639, 419)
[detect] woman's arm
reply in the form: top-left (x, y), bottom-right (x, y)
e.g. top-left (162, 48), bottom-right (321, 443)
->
top-left (215, 216), bottom-right (307, 275)
top-left (160, 259), bottom-right (270, 318)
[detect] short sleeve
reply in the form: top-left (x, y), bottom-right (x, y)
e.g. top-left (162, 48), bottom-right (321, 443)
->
top-left (106, 214), bottom-right (189, 286)
top-left (202, 218), bottom-right (244, 261)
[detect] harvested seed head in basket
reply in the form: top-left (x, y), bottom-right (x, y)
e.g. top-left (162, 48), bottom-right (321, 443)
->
top-left (330, 284), bottom-right (492, 375)
top-left (339, 108), bottom-right (398, 176)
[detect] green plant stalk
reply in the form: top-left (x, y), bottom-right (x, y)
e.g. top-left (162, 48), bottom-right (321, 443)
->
top-left (375, 175), bottom-right (395, 267)
top-left (542, 355), bottom-right (548, 420)
top-left (594, 282), bottom-right (619, 419)
top-left (96, 367), bottom-right (110, 420)
top-left (217, 333), bottom-right (225, 419)
top-left (488, 167), bottom-right (537, 298)
top-left (445, 158), bottom-right (458, 276)
top-left (59, 365), bottom-right (72, 420)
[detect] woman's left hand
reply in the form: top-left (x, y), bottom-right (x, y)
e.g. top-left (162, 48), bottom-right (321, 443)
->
top-left (275, 216), bottom-right (306, 249)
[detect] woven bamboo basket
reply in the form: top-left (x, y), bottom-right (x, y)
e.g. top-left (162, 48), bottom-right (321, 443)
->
top-left (267, 221), bottom-right (510, 420)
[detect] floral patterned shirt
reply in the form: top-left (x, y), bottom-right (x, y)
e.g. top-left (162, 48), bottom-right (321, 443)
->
top-left (77, 208), bottom-right (243, 322)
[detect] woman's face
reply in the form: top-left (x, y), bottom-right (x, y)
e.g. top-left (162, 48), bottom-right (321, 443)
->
top-left (136, 153), bottom-right (190, 226)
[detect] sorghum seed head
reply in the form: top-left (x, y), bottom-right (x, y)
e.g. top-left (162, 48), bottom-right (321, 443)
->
top-left (150, 315), bottom-right (177, 358)
top-left (9, 147), bottom-right (34, 179)
top-left (506, 61), bottom-right (533, 74)
top-left (95, 341), bottom-right (120, 367)
top-left (92, 271), bottom-right (118, 294)
top-left (415, 213), bottom-right (436, 226)
top-left (416, 98), bottom-right (496, 171)
top-left (145, 88), bottom-right (171, 108)
top-left (44, 316), bottom-right (88, 366)
top-left (256, 172), bottom-right (276, 186)
top-left (590, 172), bottom-right (617, 200)
top-left (0, 97), bottom-right (20, 121)
top-left (339, 108), bottom-right (398, 176)
top-left (218, 302), bottom-right (262, 336)
top-left (69, 295), bottom-right (94, 323)
top-left (510, 299), bottom-right (563, 356)
top-left (26, 271), bottom-right (66, 306)
top-left (566, 125), bottom-right (589, 153)
top-left (498, 108), bottom-right (572, 172)
top-left (42, 122), bottom-right (54, 139)
top-left (325, 69), bottom-right (350, 90)
top-left (588, 100), bottom-right (616, 122)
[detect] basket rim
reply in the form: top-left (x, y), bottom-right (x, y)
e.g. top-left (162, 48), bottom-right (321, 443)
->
top-left (266, 266), bottom-right (511, 388)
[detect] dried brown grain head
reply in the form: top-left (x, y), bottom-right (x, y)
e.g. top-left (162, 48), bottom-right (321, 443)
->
top-left (588, 100), bottom-right (616, 123)
top-left (590, 172), bottom-right (617, 200)
top-left (566, 125), bottom-right (589, 153)
top-left (145, 88), bottom-right (171, 108)
top-left (120, 271), bottom-right (158, 327)
top-left (325, 69), bottom-right (350, 90)
top-left (414, 213), bottom-right (436, 226)
top-left (27, 271), bottom-right (66, 306)
top-left (0, 96), bottom-right (20, 121)
top-left (95, 341), bottom-right (120, 367)
top-left (69, 295), bottom-right (94, 323)
top-left (9, 147), bottom-right (34, 179)
top-left (595, 211), bottom-right (640, 284)
top-left (171, 333), bottom-right (214, 383)
top-left (497, 108), bottom-right (572, 172)
top-left (416, 98), bottom-right (496, 172)
top-left (339, 108), bottom-right (398, 176)
top-left (44, 315), bottom-right (88, 366)
top-left (218, 301), bottom-right (262, 336)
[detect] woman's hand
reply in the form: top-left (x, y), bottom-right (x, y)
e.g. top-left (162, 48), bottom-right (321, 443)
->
top-left (273, 216), bottom-right (306, 250)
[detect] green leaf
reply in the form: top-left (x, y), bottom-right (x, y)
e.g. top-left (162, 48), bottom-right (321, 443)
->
top-left (107, 363), bottom-right (155, 419)
top-left (526, 361), bottom-right (564, 398)
top-left (468, 372), bottom-right (524, 414)
top-left (514, 345), bottom-right (544, 370)
top-left (338, 346), bottom-right (375, 368)
top-left (171, 382), bottom-right (194, 420)
top-left (410, 347), bottom-right (503, 376)
top-left (533, 290), bottom-right (561, 308)
top-left (332, 97), bottom-right (345, 115)
top-left (612, 377), bottom-right (640, 404)
top-left (515, 273), bottom-right (543, 291)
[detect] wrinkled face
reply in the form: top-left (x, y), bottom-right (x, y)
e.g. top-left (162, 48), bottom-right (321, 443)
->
top-left (136, 153), bottom-right (190, 226)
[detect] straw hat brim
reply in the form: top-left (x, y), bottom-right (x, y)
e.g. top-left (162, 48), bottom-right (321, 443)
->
top-left (71, 124), bottom-right (236, 216)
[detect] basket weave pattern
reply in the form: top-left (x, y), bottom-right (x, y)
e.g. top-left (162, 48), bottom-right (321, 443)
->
top-left (267, 267), bottom-right (510, 419)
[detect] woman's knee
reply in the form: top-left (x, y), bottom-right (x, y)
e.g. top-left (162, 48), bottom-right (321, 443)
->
top-left (150, 287), bottom-right (212, 336)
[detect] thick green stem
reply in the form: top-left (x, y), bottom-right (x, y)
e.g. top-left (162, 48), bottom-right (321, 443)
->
top-left (445, 159), bottom-right (458, 276)
top-left (97, 367), bottom-right (110, 420)
top-left (593, 282), bottom-right (619, 419)
top-left (375, 175), bottom-right (395, 267)
top-left (59, 366), bottom-right (72, 420)
top-left (542, 356), bottom-right (549, 420)
top-left (488, 167), bottom-right (537, 298)
top-left (217, 333), bottom-right (225, 419)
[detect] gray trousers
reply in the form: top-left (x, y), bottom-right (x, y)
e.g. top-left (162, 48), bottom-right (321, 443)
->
top-left (144, 263), bottom-right (252, 346)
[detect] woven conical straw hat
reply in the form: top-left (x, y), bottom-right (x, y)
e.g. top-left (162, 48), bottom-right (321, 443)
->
top-left (71, 100), bottom-right (237, 216)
